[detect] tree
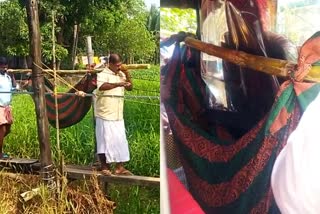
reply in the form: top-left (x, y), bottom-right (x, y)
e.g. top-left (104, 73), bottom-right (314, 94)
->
top-left (160, 8), bottom-right (197, 34)
top-left (0, 0), bottom-right (68, 67)
top-left (147, 4), bottom-right (160, 64)
top-left (80, 0), bottom-right (156, 63)
top-left (0, 0), bottom-right (29, 57)
top-left (0, 0), bottom-right (157, 68)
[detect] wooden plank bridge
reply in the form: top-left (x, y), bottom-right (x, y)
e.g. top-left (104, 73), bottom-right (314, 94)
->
top-left (0, 158), bottom-right (160, 187)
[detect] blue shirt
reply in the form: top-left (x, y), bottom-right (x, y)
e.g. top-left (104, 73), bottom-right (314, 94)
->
top-left (0, 72), bottom-right (13, 106)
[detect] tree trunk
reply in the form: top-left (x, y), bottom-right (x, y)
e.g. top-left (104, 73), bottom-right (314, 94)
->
top-left (26, 0), bottom-right (53, 168)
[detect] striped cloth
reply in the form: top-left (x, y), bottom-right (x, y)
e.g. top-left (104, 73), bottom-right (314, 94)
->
top-left (163, 32), bottom-right (320, 213)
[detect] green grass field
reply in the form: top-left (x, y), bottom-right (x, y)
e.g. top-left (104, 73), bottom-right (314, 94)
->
top-left (3, 66), bottom-right (160, 213)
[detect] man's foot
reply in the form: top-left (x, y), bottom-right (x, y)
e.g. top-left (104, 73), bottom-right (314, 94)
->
top-left (100, 162), bottom-right (112, 176)
top-left (91, 160), bottom-right (100, 170)
top-left (101, 168), bottom-right (112, 176)
top-left (114, 168), bottom-right (133, 176)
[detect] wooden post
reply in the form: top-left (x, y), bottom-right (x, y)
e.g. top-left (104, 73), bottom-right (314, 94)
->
top-left (72, 24), bottom-right (79, 70)
top-left (86, 36), bottom-right (94, 65)
top-left (268, 0), bottom-right (278, 32)
top-left (26, 0), bottom-right (53, 168)
top-left (87, 35), bottom-right (99, 166)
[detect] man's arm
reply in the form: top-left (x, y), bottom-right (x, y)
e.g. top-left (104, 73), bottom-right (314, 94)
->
top-left (99, 82), bottom-right (126, 91)
top-left (122, 70), bottom-right (133, 91)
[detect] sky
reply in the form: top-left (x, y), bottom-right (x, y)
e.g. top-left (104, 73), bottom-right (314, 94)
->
top-left (144, 0), bottom-right (160, 9)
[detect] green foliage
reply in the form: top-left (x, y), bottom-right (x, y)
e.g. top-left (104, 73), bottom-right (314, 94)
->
top-left (147, 4), bottom-right (160, 33)
top-left (146, 4), bottom-right (160, 64)
top-left (0, 0), bottom-right (157, 65)
top-left (112, 18), bottom-right (156, 63)
top-left (0, 0), bottom-right (29, 56)
top-left (40, 22), bottom-right (68, 62)
top-left (160, 8), bottom-right (197, 34)
top-left (80, 0), bottom-right (156, 63)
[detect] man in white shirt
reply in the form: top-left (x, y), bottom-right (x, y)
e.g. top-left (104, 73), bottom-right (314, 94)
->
top-left (0, 57), bottom-right (15, 159)
top-left (95, 54), bottom-right (133, 176)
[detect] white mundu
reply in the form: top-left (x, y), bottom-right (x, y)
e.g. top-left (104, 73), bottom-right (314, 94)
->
top-left (95, 67), bottom-right (129, 163)
top-left (271, 92), bottom-right (320, 214)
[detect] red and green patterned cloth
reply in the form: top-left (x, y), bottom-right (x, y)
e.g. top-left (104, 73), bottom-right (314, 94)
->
top-left (163, 32), bottom-right (320, 213)
top-left (167, 168), bottom-right (204, 213)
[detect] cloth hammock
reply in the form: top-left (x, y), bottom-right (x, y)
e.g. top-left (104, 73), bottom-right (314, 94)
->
top-left (162, 32), bottom-right (320, 213)
top-left (28, 73), bottom-right (97, 128)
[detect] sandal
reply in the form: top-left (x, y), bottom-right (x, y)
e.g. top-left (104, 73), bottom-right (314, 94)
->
top-left (101, 169), bottom-right (112, 176)
top-left (114, 169), bottom-right (133, 176)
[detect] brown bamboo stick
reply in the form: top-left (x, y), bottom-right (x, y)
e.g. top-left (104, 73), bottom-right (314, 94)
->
top-left (184, 37), bottom-right (320, 82)
top-left (8, 64), bottom-right (151, 74)
top-left (120, 64), bottom-right (151, 70)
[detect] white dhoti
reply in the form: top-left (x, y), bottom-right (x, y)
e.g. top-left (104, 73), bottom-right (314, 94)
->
top-left (271, 92), bottom-right (320, 214)
top-left (95, 117), bottom-right (130, 163)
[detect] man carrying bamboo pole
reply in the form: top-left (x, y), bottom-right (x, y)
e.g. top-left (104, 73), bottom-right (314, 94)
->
top-left (0, 57), bottom-right (16, 159)
top-left (95, 53), bottom-right (133, 176)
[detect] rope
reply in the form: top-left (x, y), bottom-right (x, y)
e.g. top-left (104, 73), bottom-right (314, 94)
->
top-left (29, 63), bottom-right (161, 102)
top-left (1, 91), bottom-right (160, 100)
top-left (40, 62), bottom-right (80, 91)
top-left (33, 62), bottom-right (79, 92)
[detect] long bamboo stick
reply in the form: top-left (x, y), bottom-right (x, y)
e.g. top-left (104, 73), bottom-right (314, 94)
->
top-left (8, 64), bottom-right (151, 74)
top-left (184, 37), bottom-right (320, 82)
top-left (121, 64), bottom-right (151, 70)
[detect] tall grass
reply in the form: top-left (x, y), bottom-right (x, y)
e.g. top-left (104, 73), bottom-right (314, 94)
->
top-left (0, 173), bottom-right (115, 213)
top-left (3, 66), bottom-right (160, 213)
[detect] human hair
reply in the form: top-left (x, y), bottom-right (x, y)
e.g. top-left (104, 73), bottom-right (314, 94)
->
top-left (0, 56), bottom-right (8, 65)
top-left (109, 54), bottom-right (121, 64)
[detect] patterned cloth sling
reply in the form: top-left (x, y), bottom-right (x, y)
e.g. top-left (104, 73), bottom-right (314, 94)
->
top-left (163, 32), bottom-right (320, 213)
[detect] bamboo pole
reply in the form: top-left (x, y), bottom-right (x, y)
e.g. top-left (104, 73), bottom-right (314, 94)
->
top-left (52, 11), bottom-right (63, 197)
top-left (184, 37), bottom-right (320, 82)
top-left (8, 64), bottom-right (151, 74)
top-left (121, 64), bottom-right (151, 70)
top-left (268, 0), bottom-right (278, 32)
top-left (71, 24), bottom-right (78, 69)
top-left (86, 36), bottom-right (94, 65)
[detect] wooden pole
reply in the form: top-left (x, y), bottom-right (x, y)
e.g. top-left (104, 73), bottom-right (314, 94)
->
top-left (185, 37), bottom-right (291, 76)
top-left (86, 35), bottom-right (99, 167)
top-left (26, 0), bottom-right (53, 168)
top-left (8, 64), bottom-right (151, 74)
top-left (52, 10), bottom-right (63, 196)
top-left (184, 37), bottom-right (320, 82)
top-left (268, 0), bottom-right (278, 32)
top-left (72, 24), bottom-right (78, 70)
top-left (86, 36), bottom-right (94, 65)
